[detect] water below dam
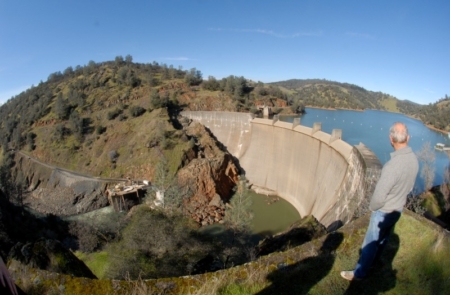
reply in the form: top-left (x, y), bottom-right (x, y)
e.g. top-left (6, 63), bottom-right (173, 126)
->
top-left (249, 191), bottom-right (300, 235)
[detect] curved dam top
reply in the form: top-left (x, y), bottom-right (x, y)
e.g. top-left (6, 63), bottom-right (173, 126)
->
top-left (181, 111), bottom-right (382, 228)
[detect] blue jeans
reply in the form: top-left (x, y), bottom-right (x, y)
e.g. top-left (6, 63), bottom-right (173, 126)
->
top-left (354, 210), bottom-right (401, 278)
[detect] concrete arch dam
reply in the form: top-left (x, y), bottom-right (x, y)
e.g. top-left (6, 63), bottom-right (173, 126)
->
top-left (181, 111), bottom-right (382, 228)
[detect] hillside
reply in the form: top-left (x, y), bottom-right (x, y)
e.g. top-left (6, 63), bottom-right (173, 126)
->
top-left (271, 79), bottom-right (450, 132)
top-left (0, 59), bottom-right (297, 180)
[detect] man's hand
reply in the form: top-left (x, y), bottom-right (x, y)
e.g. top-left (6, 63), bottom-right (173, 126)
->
top-left (0, 257), bottom-right (18, 295)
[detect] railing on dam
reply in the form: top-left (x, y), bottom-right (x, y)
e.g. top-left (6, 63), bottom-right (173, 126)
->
top-left (181, 111), bottom-right (381, 229)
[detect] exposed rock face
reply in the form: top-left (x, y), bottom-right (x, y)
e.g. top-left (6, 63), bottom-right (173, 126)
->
top-left (12, 154), bottom-right (109, 216)
top-left (178, 121), bottom-right (239, 226)
top-left (8, 239), bottom-right (96, 279)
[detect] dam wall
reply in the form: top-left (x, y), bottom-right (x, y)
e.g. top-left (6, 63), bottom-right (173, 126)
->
top-left (181, 111), bottom-right (380, 228)
top-left (180, 111), bottom-right (254, 158)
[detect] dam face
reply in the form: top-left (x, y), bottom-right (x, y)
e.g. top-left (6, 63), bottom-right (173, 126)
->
top-left (181, 111), bottom-right (382, 228)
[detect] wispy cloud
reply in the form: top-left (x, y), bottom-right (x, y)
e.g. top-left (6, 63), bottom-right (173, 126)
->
top-left (345, 31), bottom-right (376, 40)
top-left (161, 57), bottom-right (193, 61)
top-left (424, 88), bottom-right (435, 94)
top-left (208, 28), bottom-right (322, 38)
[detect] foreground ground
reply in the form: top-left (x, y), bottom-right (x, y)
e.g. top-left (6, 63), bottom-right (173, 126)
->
top-left (8, 210), bottom-right (450, 295)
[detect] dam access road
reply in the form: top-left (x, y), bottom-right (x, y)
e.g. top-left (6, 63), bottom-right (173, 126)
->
top-left (181, 111), bottom-right (382, 229)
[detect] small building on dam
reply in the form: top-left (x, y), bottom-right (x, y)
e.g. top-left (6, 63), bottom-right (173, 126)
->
top-left (180, 111), bottom-right (382, 230)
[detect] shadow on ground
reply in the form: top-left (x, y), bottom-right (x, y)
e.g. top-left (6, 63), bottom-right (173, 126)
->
top-left (344, 233), bottom-right (399, 295)
top-left (255, 232), bottom-right (400, 295)
top-left (256, 232), bottom-right (343, 295)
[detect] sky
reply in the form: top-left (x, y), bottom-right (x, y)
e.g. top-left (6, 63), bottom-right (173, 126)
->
top-left (1, 0), bottom-right (449, 106)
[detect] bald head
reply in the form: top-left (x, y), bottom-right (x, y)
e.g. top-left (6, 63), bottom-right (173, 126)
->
top-left (389, 122), bottom-right (410, 149)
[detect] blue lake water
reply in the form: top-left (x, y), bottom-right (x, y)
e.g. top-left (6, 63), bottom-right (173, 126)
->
top-left (281, 108), bottom-right (450, 193)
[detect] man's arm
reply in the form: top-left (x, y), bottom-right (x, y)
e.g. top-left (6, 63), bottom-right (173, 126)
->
top-left (369, 163), bottom-right (397, 211)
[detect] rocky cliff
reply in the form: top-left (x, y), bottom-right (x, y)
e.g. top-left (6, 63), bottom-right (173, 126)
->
top-left (178, 120), bottom-right (240, 225)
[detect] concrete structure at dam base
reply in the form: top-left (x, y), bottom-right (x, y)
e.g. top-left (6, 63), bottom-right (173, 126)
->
top-left (181, 111), bottom-right (382, 230)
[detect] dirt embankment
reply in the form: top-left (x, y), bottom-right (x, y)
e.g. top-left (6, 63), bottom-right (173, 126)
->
top-left (12, 153), bottom-right (111, 216)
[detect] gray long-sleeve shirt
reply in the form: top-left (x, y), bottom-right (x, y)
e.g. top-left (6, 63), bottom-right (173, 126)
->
top-left (369, 146), bottom-right (419, 213)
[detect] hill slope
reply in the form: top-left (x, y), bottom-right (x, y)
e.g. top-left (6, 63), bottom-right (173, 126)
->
top-left (271, 79), bottom-right (450, 132)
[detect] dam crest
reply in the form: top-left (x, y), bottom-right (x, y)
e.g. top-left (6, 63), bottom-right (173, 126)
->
top-left (181, 111), bottom-right (382, 229)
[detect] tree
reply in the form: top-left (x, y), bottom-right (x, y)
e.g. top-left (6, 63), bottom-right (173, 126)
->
top-left (69, 110), bottom-right (84, 137)
top-left (224, 176), bottom-right (253, 233)
top-left (0, 161), bottom-right (13, 200)
top-left (125, 54), bottom-right (133, 64)
top-left (161, 64), bottom-right (169, 80)
top-left (150, 157), bottom-right (180, 211)
top-left (26, 132), bottom-right (36, 151)
top-left (148, 89), bottom-right (168, 110)
top-left (13, 171), bottom-right (27, 209)
top-left (169, 65), bottom-right (176, 79)
top-left (107, 108), bottom-right (122, 120)
top-left (53, 124), bottom-right (69, 141)
top-left (108, 150), bottom-right (119, 163)
top-left (129, 105), bottom-right (145, 117)
top-left (105, 207), bottom-right (212, 280)
top-left (114, 55), bottom-right (124, 66)
top-left (146, 71), bottom-right (156, 87)
top-left (54, 93), bottom-right (70, 120)
top-left (442, 164), bottom-right (450, 212)
top-left (63, 66), bottom-right (74, 77)
top-left (234, 76), bottom-right (247, 98)
top-left (185, 68), bottom-right (203, 86)
top-left (417, 142), bottom-right (435, 192)
top-left (202, 76), bottom-right (220, 91)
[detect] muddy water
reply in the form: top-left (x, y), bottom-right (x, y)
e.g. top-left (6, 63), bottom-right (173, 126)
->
top-left (66, 191), bottom-right (301, 238)
top-left (199, 191), bottom-right (301, 239)
top-left (248, 191), bottom-right (300, 236)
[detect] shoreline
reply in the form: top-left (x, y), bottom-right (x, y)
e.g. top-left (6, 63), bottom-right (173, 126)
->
top-left (424, 124), bottom-right (450, 136)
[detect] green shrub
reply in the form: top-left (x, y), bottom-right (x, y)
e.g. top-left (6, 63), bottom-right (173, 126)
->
top-left (107, 108), bottom-right (122, 120)
top-left (129, 105), bottom-right (146, 117)
top-left (104, 207), bottom-right (213, 280)
top-left (95, 125), bottom-right (106, 135)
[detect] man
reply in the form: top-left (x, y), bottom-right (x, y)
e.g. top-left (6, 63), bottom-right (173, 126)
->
top-left (341, 122), bottom-right (419, 281)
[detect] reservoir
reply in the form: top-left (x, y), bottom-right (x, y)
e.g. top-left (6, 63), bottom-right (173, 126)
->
top-left (250, 108), bottom-right (449, 235)
top-left (281, 108), bottom-right (450, 193)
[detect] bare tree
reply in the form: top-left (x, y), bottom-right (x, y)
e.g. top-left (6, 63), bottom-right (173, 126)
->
top-left (442, 163), bottom-right (450, 211)
top-left (416, 141), bottom-right (435, 192)
top-left (224, 176), bottom-right (253, 233)
top-left (147, 156), bottom-right (185, 213)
